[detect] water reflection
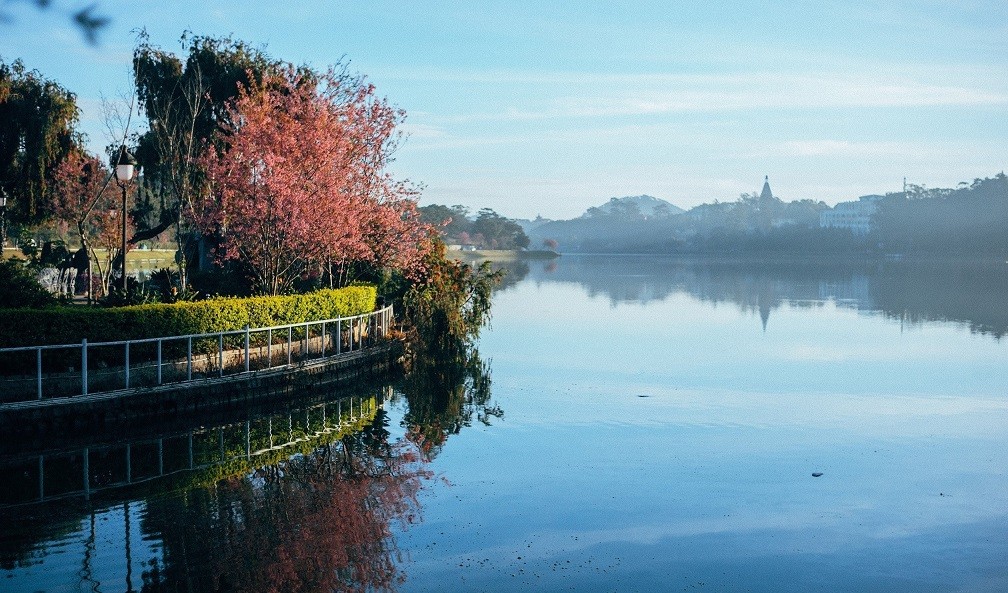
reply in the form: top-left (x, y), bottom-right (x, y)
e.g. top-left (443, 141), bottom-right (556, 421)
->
top-left (397, 348), bottom-right (501, 460)
top-left (505, 255), bottom-right (1008, 338)
top-left (0, 385), bottom-right (435, 592)
top-left (136, 411), bottom-right (428, 592)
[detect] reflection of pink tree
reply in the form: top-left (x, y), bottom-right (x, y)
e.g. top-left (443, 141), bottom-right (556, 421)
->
top-left (237, 440), bottom-right (428, 592)
top-left (142, 434), bottom-right (430, 593)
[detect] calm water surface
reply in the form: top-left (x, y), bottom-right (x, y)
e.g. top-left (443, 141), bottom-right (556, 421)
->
top-left (3, 255), bottom-right (1008, 592)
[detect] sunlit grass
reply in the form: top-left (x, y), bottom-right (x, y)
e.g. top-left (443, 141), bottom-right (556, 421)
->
top-left (1, 247), bottom-right (176, 274)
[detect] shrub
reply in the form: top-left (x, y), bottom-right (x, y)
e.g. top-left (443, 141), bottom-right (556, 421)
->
top-left (0, 259), bottom-right (60, 309)
top-left (0, 285), bottom-right (377, 347)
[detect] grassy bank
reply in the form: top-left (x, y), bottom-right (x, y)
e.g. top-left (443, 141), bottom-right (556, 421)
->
top-left (2, 247), bottom-right (177, 275)
top-left (451, 249), bottom-right (559, 263)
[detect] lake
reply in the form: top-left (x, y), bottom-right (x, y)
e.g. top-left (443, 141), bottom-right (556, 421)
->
top-left (3, 255), bottom-right (1008, 592)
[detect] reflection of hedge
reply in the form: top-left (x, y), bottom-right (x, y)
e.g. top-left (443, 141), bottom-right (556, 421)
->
top-left (179, 398), bottom-right (379, 491)
top-left (0, 285), bottom-right (377, 348)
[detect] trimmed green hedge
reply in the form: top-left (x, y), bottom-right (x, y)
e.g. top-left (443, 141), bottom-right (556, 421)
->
top-left (0, 285), bottom-right (377, 348)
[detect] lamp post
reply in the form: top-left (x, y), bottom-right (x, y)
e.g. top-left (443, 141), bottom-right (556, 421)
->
top-left (0, 189), bottom-right (7, 259)
top-left (114, 145), bottom-right (136, 294)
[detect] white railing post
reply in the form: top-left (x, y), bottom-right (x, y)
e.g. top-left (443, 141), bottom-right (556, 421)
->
top-left (4, 307), bottom-right (391, 402)
top-left (36, 348), bottom-right (42, 400)
top-left (81, 339), bottom-right (88, 396)
top-left (125, 341), bottom-right (130, 389)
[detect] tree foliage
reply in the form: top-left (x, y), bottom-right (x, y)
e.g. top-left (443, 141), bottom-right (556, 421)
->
top-left (130, 33), bottom-right (285, 284)
top-left (51, 147), bottom-right (117, 294)
top-left (399, 240), bottom-right (503, 364)
top-left (0, 58), bottom-right (79, 227)
top-left (873, 173), bottom-right (1008, 257)
top-left (196, 67), bottom-right (432, 295)
top-left (0, 258), bottom-right (58, 309)
top-left (418, 204), bottom-right (530, 250)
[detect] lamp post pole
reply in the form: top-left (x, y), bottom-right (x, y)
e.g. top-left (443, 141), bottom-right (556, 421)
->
top-left (120, 183), bottom-right (127, 293)
top-left (114, 145), bottom-right (137, 295)
top-left (0, 189), bottom-right (7, 260)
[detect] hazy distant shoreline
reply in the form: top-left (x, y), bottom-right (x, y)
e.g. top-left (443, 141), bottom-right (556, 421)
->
top-left (451, 249), bottom-right (560, 263)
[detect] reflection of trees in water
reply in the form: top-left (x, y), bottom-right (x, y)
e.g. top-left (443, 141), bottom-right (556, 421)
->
top-left (2, 373), bottom-right (495, 592)
top-left (139, 410), bottom-right (429, 592)
top-left (489, 260), bottom-right (529, 292)
top-left (531, 255), bottom-right (1008, 337)
top-left (398, 348), bottom-right (501, 460)
top-left (872, 260), bottom-right (1008, 339)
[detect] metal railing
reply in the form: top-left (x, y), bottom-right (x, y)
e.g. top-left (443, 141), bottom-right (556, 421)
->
top-left (0, 305), bottom-right (394, 403)
top-left (1, 392), bottom-right (384, 506)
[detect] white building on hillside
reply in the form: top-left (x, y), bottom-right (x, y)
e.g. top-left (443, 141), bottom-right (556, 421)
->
top-left (820, 195), bottom-right (883, 235)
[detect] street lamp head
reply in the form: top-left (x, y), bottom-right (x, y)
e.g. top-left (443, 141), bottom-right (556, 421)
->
top-left (114, 144), bottom-right (137, 183)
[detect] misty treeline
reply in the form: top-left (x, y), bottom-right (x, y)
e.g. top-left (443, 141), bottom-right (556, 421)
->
top-left (418, 204), bottom-right (530, 250)
top-left (873, 174), bottom-right (1008, 256)
top-left (529, 173), bottom-right (1008, 258)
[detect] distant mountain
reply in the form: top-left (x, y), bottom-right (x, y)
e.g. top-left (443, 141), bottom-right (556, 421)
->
top-left (526, 195), bottom-right (687, 252)
top-left (514, 215), bottom-right (554, 236)
top-left (584, 195), bottom-right (685, 218)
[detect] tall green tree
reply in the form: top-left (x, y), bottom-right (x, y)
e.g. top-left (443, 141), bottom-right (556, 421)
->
top-left (0, 58), bottom-right (79, 229)
top-left (130, 33), bottom-right (282, 286)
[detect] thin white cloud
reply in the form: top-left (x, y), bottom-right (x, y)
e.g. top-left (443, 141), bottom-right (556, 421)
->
top-left (393, 68), bottom-right (1008, 125)
top-left (776, 140), bottom-right (930, 159)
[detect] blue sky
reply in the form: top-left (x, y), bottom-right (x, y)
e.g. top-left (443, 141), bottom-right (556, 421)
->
top-left (2, 0), bottom-right (1007, 218)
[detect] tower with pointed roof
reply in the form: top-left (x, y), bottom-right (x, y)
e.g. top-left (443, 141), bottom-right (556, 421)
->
top-left (759, 175), bottom-right (773, 202)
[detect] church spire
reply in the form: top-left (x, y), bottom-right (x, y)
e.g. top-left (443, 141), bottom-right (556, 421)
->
top-left (760, 176), bottom-right (773, 201)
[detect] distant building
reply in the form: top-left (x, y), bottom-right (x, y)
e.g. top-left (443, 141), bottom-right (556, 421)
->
top-left (820, 195), bottom-right (882, 235)
top-left (759, 175), bottom-right (774, 202)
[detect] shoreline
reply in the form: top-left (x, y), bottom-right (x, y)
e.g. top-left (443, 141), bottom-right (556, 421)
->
top-left (450, 249), bottom-right (560, 263)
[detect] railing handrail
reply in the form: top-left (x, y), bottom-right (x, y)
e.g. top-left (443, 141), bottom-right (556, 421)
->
top-left (0, 304), bottom-right (395, 402)
top-left (0, 304), bottom-right (393, 353)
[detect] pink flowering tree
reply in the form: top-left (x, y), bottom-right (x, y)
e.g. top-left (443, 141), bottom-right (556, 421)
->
top-left (196, 67), bottom-right (431, 296)
top-left (52, 148), bottom-right (119, 297)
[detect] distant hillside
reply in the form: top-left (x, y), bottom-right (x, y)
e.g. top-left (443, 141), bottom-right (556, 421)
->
top-left (514, 215), bottom-right (554, 236)
top-left (527, 194), bottom-right (687, 252)
top-left (585, 195), bottom-right (685, 218)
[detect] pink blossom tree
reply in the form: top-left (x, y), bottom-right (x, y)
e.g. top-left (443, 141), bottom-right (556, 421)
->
top-left (197, 67), bottom-right (431, 295)
top-left (51, 148), bottom-right (119, 298)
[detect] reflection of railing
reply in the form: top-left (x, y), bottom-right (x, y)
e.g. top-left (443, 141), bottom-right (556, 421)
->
top-left (0, 305), bottom-right (393, 403)
top-left (0, 393), bottom-right (382, 507)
